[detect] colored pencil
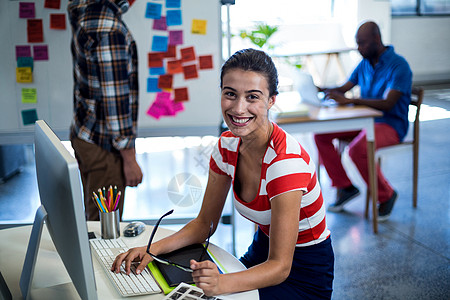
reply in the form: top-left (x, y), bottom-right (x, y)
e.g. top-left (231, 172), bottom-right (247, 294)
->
top-left (113, 191), bottom-right (121, 211)
top-left (92, 192), bottom-right (106, 213)
top-left (98, 188), bottom-right (108, 212)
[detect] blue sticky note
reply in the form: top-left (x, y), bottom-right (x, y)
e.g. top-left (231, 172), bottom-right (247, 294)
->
top-left (147, 78), bottom-right (162, 93)
top-left (166, 10), bottom-right (182, 26)
top-left (166, 0), bottom-right (181, 8)
top-left (21, 109), bottom-right (38, 126)
top-left (149, 67), bottom-right (166, 76)
top-left (152, 36), bottom-right (169, 52)
top-left (17, 57), bottom-right (34, 71)
top-left (145, 2), bottom-right (162, 19)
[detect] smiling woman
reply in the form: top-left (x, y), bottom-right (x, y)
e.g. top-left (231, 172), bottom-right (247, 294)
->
top-left (112, 49), bottom-right (334, 299)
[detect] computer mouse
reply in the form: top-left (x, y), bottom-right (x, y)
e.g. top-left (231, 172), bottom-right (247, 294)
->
top-left (123, 221), bottom-right (146, 237)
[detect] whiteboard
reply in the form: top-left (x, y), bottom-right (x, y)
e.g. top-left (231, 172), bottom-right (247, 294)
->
top-left (0, 0), bottom-right (222, 144)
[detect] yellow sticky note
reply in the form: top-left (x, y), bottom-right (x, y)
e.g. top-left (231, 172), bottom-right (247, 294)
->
top-left (22, 88), bottom-right (37, 103)
top-left (192, 19), bottom-right (207, 35)
top-left (16, 67), bottom-right (33, 83)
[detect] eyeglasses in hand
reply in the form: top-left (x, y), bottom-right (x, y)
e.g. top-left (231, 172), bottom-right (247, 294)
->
top-left (146, 209), bottom-right (213, 273)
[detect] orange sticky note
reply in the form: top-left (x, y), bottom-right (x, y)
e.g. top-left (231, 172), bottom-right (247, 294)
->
top-left (27, 19), bottom-right (44, 43)
top-left (174, 87), bottom-right (189, 102)
top-left (44, 0), bottom-right (61, 9)
top-left (180, 46), bottom-right (196, 62)
top-left (158, 74), bottom-right (173, 89)
top-left (164, 45), bottom-right (177, 58)
top-left (50, 14), bottom-right (66, 30)
top-left (199, 55), bottom-right (214, 70)
top-left (183, 64), bottom-right (198, 80)
top-left (148, 52), bottom-right (164, 68)
top-left (167, 60), bottom-right (183, 74)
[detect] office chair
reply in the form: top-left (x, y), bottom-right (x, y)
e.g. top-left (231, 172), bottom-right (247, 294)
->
top-left (364, 86), bottom-right (424, 215)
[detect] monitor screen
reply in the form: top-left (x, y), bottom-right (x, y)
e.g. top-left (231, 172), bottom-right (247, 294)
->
top-left (20, 120), bottom-right (97, 300)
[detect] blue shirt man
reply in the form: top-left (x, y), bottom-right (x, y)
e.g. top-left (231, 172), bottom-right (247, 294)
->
top-left (314, 21), bottom-right (413, 221)
top-left (349, 45), bottom-right (412, 140)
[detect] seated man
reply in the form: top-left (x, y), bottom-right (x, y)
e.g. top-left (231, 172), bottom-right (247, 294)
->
top-left (315, 21), bottom-right (412, 221)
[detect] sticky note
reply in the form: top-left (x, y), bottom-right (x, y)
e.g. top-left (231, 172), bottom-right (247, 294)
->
top-left (33, 45), bottom-right (49, 61)
top-left (183, 64), bottom-right (199, 80)
top-left (180, 46), bottom-right (196, 62)
top-left (164, 45), bottom-right (177, 58)
top-left (17, 57), bottom-right (34, 71)
top-left (153, 17), bottom-right (167, 31)
top-left (16, 46), bottom-right (32, 60)
top-left (167, 60), bottom-right (183, 74)
top-left (149, 67), bottom-right (166, 76)
top-left (145, 2), bottom-right (162, 19)
top-left (174, 87), bottom-right (189, 102)
top-left (166, 0), bottom-right (181, 8)
top-left (147, 92), bottom-right (171, 119)
top-left (148, 52), bottom-right (164, 68)
top-left (50, 14), bottom-right (66, 30)
top-left (21, 109), bottom-right (38, 126)
top-left (44, 0), bottom-right (61, 9)
top-left (166, 10), bottom-right (182, 26)
top-left (169, 30), bottom-right (183, 45)
top-left (22, 88), bottom-right (37, 103)
top-left (172, 100), bottom-right (184, 114)
top-left (192, 19), bottom-right (207, 35)
top-left (158, 74), bottom-right (173, 89)
top-left (199, 55), bottom-right (214, 70)
top-left (19, 2), bottom-right (35, 19)
top-left (27, 19), bottom-right (44, 43)
top-left (152, 36), bottom-right (168, 52)
top-left (147, 78), bottom-right (162, 93)
top-left (16, 67), bottom-right (33, 83)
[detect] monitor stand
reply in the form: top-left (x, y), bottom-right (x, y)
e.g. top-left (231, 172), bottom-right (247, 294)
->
top-left (19, 205), bottom-right (47, 300)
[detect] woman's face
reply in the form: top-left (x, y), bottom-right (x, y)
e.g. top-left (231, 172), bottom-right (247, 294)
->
top-left (221, 69), bottom-right (275, 139)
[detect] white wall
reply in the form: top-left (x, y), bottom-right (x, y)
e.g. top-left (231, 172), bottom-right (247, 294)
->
top-left (391, 17), bottom-right (450, 83)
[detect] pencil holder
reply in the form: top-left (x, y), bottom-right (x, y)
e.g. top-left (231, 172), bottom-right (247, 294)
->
top-left (100, 209), bottom-right (120, 239)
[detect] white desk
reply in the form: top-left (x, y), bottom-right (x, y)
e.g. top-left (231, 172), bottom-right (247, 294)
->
top-left (276, 104), bottom-right (383, 233)
top-left (0, 222), bottom-right (258, 299)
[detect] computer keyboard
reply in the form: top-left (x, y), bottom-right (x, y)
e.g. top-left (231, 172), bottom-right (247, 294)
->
top-left (90, 238), bottom-right (162, 297)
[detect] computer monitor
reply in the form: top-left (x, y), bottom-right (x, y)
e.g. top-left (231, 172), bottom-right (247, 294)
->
top-left (20, 120), bottom-right (97, 300)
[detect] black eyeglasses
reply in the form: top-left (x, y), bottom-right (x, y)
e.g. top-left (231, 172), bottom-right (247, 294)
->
top-left (146, 209), bottom-right (213, 273)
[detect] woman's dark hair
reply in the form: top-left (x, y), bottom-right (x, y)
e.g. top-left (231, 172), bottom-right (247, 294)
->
top-left (220, 48), bottom-right (279, 97)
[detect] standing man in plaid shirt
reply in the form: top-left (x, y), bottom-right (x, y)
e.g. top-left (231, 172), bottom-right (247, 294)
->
top-left (68, 0), bottom-right (142, 221)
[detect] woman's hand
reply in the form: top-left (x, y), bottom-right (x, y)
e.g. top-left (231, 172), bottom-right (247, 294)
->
top-left (111, 246), bottom-right (151, 275)
top-left (190, 259), bottom-right (222, 296)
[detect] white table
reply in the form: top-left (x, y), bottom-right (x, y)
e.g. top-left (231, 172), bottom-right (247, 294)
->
top-left (276, 104), bottom-right (383, 233)
top-left (0, 222), bottom-right (258, 299)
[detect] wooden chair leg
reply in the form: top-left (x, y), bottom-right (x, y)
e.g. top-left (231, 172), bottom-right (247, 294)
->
top-left (365, 190), bottom-right (370, 219)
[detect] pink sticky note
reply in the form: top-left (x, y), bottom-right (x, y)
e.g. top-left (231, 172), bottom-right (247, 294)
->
top-left (20, 2), bottom-right (35, 19)
top-left (33, 45), bottom-right (49, 61)
top-left (169, 30), bottom-right (183, 45)
top-left (153, 17), bottom-right (167, 31)
top-left (172, 101), bottom-right (185, 113)
top-left (16, 45), bottom-right (32, 60)
top-left (147, 102), bottom-right (164, 119)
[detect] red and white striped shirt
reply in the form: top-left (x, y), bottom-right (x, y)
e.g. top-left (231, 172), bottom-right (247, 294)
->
top-left (210, 123), bottom-right (330, 246)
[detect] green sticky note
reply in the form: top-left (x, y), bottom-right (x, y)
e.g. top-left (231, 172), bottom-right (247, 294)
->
top-left (21, 88), bottom-right (37, 103)
top-left (21, 109), bottom-right (38, 126)
top-left (17, 57), bottom-right (34, 71)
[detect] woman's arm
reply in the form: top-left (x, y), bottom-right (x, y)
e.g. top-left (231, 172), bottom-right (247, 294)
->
top-left (191, 190), bottom-right (302, 296)
top-left (111, 170), bottom-right (231, 275)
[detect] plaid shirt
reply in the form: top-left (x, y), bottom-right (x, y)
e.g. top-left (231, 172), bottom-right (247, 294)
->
top-left (68, 0), bottom-right (138, 152)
